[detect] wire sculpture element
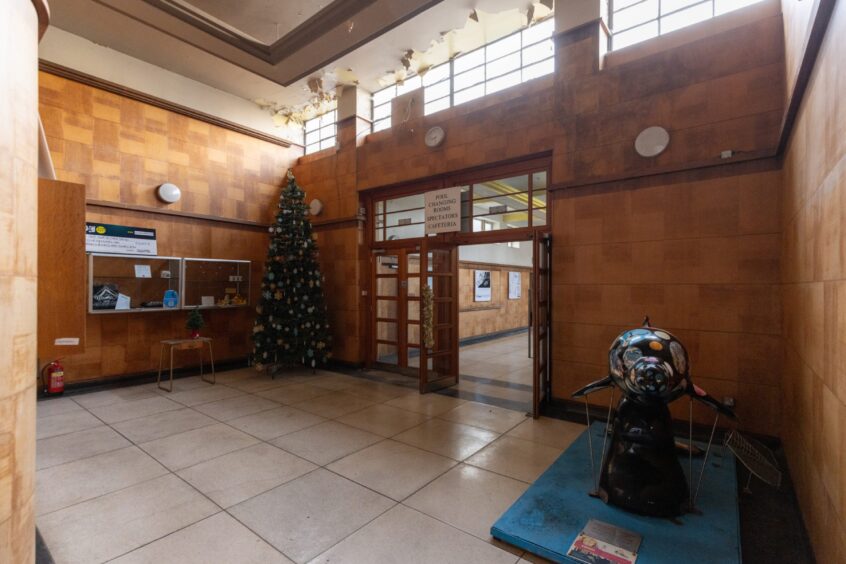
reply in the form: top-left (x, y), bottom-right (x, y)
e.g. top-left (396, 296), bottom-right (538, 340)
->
top-left (573, 317), bottom-right (736, 518)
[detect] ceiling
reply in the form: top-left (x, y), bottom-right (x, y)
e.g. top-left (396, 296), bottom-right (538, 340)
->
top-left (46, 0), bottom-right (546, 114)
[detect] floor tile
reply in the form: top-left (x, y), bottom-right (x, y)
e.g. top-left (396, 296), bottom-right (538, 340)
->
top-left (178, 443), bottom-right (316, 508)
top-left (308, 504), bottom-right (517, 564)
top-left (335, 404), bottom-right (430, 437)
top-left (149, 375), bottom-right (225, 393)
top-left (36, 446), bottom-right (167, 515)
top-left (506, 417), bottom-right (585, 450)
top-left (438, 402), bottom-right (527, 433)
top-left (272, 421), bottom-right (384, 466)
top-left (385, 393), bottom-right (466, 416)
top-left (230, 469), bottom-right (394, 564)
top-left (111, 408), bottom-right (217, 444)
top-left (223, 374), bottom-right (288, 393)
top-left (393, 418), bottom-right (500, 461)
top-left (111, 512), bottom-right (292, 564)
top-left (306, 373), bottom-right (360, 391)
top-left (36, 397), bottom-right (84, 419)
top-left (72, 386), bottom-right (159, 409)
top-left (36, 425), bottom-right (130, 470)
top-left (193, 394), bottom-right (279, 421)
top-left (327, 440), bottom-right (456, 501)
top-left (228, 407), bottom-right (325, 441)
top-left (37, 474), bottom-right (217, 564)
top-left (465, 436), bottom-right (562, 483)
top-left (36, 409), bottom-right (104, 440)
top-left (405, 464), bottom-right (529, 541)
top-left (257, 383), bottom-right (334, 405)
top-left (167, 385), bottom-right (244, 406)
top-left (344, 381), bottom-right (416, 402)
top-left (140, 423), bottom-right (259, 470)
top-left (88, 395), bottom-right (183, 424)
top-left (290, 391), bottom-right (377, 418)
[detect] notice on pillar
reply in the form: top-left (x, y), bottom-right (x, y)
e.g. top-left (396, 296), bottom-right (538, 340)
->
top-left (424, 187), bottom-right (461, 234)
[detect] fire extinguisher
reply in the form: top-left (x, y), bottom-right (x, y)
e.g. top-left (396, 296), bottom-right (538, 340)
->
top-left (42, 360), bottom-right (65, 396)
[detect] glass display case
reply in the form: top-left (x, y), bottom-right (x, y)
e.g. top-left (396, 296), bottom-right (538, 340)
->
top-left (88, 254), bottom-right (182, 314)
top-left (181, 258), bottom-right (251, 309)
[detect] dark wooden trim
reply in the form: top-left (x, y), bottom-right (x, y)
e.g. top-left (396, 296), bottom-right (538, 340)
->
top-left (777, 0), bottom-right (837, 155)
top-left (39, 60), bottom-right (301, 149)
top-left (31, 0), bottom-right (50, 40)
top-left (86, 199), bottom-right (271, 229)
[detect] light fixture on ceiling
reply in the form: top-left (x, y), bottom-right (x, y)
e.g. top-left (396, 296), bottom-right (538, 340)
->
top-left (634, 126), bottom-right (670, 158)
top-left (156, 182), bottom-right (182, 204)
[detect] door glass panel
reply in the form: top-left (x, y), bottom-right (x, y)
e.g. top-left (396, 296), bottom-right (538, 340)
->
top-left (407, 299), bottom-right (420, 321)
top-left (431, 277), bottom-right (453, 298)
top-left (377, 255), bottom-right (399, 274)
top-left (377, 299), bottom-right (398, 319)
top-left (376, 276), bottom-right (398, 297)
top-left (533, 208), bottom-right (547, 227)
top-left (407, 253), bottom-right (421, 274)
top-left (377, 343), bottom-right (398, 364)
top-left (407, 277), bottom-right (420, 297)
top-left (377, 321), bottom-right (398, 342)
top-left (408, 323), bottom-right (420, 345)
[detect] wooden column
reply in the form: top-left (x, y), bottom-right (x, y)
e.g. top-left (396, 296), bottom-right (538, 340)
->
top-left (0, 1), bottom-right (48, 562)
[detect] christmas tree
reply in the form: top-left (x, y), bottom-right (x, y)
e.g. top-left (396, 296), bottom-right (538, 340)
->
top-left (252, 171), bottom-right (331, 371)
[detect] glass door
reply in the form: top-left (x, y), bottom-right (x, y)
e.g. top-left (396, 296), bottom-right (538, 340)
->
top-left (532, 232), bottom-right (552, 417)
top-left (372, 248), bottom-right (422, 375)
top-left (419, 239), bottom-right (459, 393)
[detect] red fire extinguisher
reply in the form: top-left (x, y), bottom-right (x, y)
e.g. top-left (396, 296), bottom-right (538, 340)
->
top-left (42, 360), bottom-right (65, 396)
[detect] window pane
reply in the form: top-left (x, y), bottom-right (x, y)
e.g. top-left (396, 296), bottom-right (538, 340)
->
top-left (522, 18), bottom-right (554, 45)
top-left (613, 20), bottom-right (659, 50)
top-left (385, 209), bottom-right (424, 227)
top-left (385, 193), bottom-right (424, 212)
top-left (486, 34), bottom-right (521, 61)
top-left (396, 75), bottom-right (422, 95)
top-left (473, 196), bottom-right (529, 214)
top-left (425, 97), bottom-right (451, 116)
top-left (305, 143), bottom-right (319, 155)
top-left (305, 130), bottom-right (320, 145)
top-left (486, 51), bottom-right (521, 79)
top-left (319, 124), bottom-right (335, 140)
top-left (715, 0), bottom-right (765, 15)
top-left (662, 0), bottom-right (707, 15)
top-left (532, 190), bottom-right (547, 208)
top-left (533, 208), bottom-right (547, 226)
top-left (373, 103), bottom-right (391, 121)
top-left (486, 70), bottom-right (521, 95)
top-left (523, 39), bottom-right (554, 65)
top-left (373, 118), bottom-right (391, 132)
top-left (614, 0), bottom-right (658, 31)
top-left (305, 118), bottom-right (319, 132)
top-left (422, 63), bottom-right (450, 86)
top-left (533, 171), bottom-right (547, 190)
top-left (522, 58), bottom-right (554, 81)
top-left (454, 66), bottom-right (485, 91)
top-left (385, 223), bottom-right (425, 240)
top-left (473, 210), bottom-right (530, 230)
top-left (373, 86), bottom-right (396, 105)
top-left (474, 175), bottom-right (529, 197)
top-left (424, 79), bottom-right (450, 102)
top-left (661, 2), bottom-right (712, 34)
top-left (454, 84), bottom-right (485, 106)
top-left (319, 138), bottom-right (335, 150)
top-left (454, 49), bottom-right (485, 74)
top-left (319, 110), bottom-right (335, 127)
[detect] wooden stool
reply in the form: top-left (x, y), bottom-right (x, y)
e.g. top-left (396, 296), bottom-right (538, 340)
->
top-left (157, 337), bottom-right (215, 392)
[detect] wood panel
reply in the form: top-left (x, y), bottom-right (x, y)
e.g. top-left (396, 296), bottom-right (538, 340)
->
top-left (0, 1), bottom-right (43, 561)
top-left (458, 262), bottom-right (530, 340)
top-left (38, 72), bottom-right (301, 225)
top-left (38, 179), bottom-right (87, 359)
top-left (780, 1), bottom-right (846, 561)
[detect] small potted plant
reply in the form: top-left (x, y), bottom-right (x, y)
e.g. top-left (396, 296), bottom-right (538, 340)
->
top-left (186, 308), bottom-right (205, 339)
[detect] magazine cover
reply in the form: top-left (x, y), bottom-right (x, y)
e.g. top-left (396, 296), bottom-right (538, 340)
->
top-left (566, 519), bottom-right (641, 564)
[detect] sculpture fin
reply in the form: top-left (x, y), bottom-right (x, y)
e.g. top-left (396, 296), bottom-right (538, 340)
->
top-left (572, 375), bottom-right (615, 398)
top-left (689, 383), bottom-right (736, 419)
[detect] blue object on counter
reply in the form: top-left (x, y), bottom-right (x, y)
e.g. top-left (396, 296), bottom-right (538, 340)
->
top-left (163, 290), bottom-right (179, 308)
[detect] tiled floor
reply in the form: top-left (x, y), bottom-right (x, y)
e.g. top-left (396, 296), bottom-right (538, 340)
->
top-left (454, 332), bottom-right (533, 412)
top-left (36, 366), bottom-right (585, 564)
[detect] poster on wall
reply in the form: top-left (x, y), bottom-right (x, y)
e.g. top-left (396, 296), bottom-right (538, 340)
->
top-left (508, 271), bottom-right (522, 299)
top-left (474, 270), bottom-right (492, 302)
top-left (424, 186), bottom-right (462, 234)
top-left (85, 223), bottom-right (158, 256)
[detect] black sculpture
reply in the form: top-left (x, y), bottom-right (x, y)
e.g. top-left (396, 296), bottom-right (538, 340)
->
top-left (573, 319), bottom-right (735, 518)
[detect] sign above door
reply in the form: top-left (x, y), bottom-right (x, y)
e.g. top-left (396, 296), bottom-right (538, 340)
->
top-left (424, 187), bottom-right (462, 234)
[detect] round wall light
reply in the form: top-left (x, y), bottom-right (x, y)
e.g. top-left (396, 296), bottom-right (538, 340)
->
top-left (634, 126), bottom-right (670, 158)
top-left (309, 198), bottom-right (324, 216)
top-left (157, 182), bottom-right (182, 204)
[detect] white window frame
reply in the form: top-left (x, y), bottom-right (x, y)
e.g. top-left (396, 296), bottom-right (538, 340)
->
top-left (304, 109), bottom-right (337, 155)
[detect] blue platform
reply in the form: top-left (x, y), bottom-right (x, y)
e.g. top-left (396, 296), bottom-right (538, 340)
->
top-left (491, 423), bottom-right (741, 563)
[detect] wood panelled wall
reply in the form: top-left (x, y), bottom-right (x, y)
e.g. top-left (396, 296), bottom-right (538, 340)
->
top-left (38, 73), bottom-right (301, 383)
top-left (458, 263), bottom-right (530, 340)
top-left (39, 72), bottom-right (299, 225)
top-left (2, 1), bottom-right (44, 561)
top-left (780, 1), bottom-right (846, 561)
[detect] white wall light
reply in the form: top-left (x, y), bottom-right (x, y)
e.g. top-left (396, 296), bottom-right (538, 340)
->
top-left (634, 126), bottom-right (670, 158)
top-left (157, 183), bottom-right (182, 204)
